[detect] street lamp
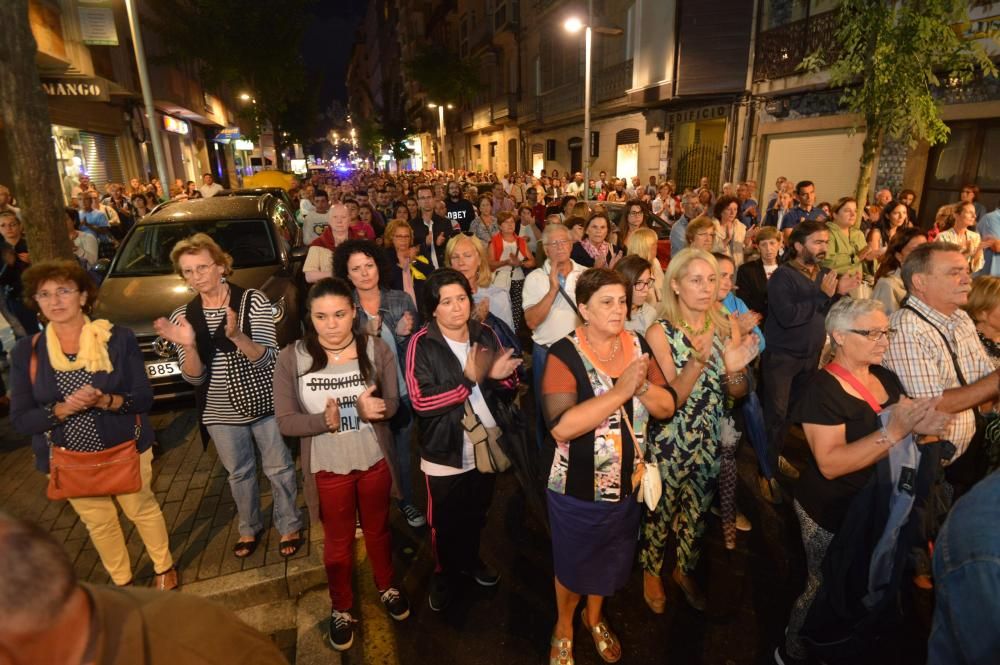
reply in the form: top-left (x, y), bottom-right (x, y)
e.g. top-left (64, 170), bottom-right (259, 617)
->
top-left (239, 92), bottom-right (251, 101)
top-left (427, 102), bottom-right (454, 171)
top-left (564, 9), bottom-right (623, 202)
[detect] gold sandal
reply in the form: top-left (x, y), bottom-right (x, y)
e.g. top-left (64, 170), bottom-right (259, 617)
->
top-left (549, 635), bottom-right (574, 665)
top-left (580, 609), bottom-right (621, 663)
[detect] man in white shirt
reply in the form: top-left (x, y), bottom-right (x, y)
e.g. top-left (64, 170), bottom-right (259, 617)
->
top-left (303, 202), bottom-right (350, 282)
top-left (298, 189), bottom-right (331, 245)
top-left (522, 223), bottom-right (586, 446)
top-left (565, 172), bottom-right (585, 198)
top-left (198, 174), bottom-right (223, 198)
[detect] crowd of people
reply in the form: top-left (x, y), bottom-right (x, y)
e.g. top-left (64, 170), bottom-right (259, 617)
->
top-left (2, 165), bottom-right (1000, 665)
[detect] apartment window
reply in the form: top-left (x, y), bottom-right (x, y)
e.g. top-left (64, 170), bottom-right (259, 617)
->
top-left (494, 0), bottom-right (507, 30)
top-left (546, 139), bottom-right (557, 161)
top-left (590, 131), bottom-right (600, 158)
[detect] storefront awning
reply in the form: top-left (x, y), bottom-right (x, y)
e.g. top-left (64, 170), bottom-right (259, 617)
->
top-left (214, 127), bottom-right (242, 142)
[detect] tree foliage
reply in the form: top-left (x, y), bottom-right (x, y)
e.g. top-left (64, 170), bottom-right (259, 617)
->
top-left (148, 0), bottom-right (317, 170)
top-left (404, 45), bottom-right (484, 106)
top-left (800, 0), bottom-right (999, 201)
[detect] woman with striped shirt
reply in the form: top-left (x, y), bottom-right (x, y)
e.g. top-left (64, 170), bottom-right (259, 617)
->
top-left (153, 233), bottom-right (302, 559)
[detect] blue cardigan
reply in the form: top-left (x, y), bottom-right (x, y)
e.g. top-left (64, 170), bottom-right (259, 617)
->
top-left (9, 325), bottom-right (155, 473)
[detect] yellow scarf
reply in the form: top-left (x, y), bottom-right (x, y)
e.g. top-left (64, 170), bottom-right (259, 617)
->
top-left (46, 317), bottom-right (114, 374)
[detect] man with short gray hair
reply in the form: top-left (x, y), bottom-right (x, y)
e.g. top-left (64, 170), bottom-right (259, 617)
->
top-left (0, 512), bottom-right (288, 664)
top-left (884, 242), bottom-right (1000, 584)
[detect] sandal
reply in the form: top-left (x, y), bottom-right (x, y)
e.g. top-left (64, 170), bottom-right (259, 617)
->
top-left (279, 532), bottom-right (305, 558)
top-left (550, 635), bottom-right (574, 665)
top-left (580, 609), bottom-right (621, 663)
top-left (233, 530), bottom-right (263, 559)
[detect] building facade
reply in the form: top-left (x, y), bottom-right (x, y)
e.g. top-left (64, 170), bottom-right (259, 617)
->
top-left (0, 0), bottom-right (242, 203)
top-left (749, 0), bottom-right (1000, 218)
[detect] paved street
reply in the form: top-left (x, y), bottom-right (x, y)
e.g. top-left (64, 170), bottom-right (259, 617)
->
top-left (0, 402), bottom-right (934, 665)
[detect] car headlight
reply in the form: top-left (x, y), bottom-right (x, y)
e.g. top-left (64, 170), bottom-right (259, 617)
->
top-left (271, 296), bottom-right (286, 323)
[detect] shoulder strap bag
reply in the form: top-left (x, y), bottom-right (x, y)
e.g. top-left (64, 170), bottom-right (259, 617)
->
top-left (30, 334), bottom-right (143, 500)
top-left (462, 400), bottom-right (511, 474)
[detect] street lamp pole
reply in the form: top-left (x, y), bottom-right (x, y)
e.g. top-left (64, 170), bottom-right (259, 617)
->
top-left (583, 23), bottom-right (592, 203)
top-left (124, 0), bottom-right (168, 184)
top-left (438, 104), bottom-right (446, 171)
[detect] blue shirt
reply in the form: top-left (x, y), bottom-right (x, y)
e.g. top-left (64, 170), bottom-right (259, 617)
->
top-left (79, 209), bottom-right (110, 239)
top-left (976, 207), bottom-right (1000, 276)
top-left (670, 216), bottom-right (689, 257)
top-left (722, 292), bottom-right (766, 353)
top-left (740, 198), bottom-right (759, 228)
top-left (779, 205), bottom-right (827, 232)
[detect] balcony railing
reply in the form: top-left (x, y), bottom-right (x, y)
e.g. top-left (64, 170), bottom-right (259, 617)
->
top-left (491, 93), bottom-right (518, 123)
top-left (594, 60), bottom-right (633, 103)
top-left (753, 10), bottom-right (839, 82)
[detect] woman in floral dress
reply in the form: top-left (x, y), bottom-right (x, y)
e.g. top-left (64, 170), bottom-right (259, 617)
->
top-left (641, 248), bottom-right (759, 613)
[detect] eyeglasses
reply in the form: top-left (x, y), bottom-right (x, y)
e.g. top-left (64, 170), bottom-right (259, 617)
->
top-left (545, 240), bottom-right (571, 249)
top-left (628, 210), bottom-right (644, 216)
top-left (34, 287), bottom-right (79, 302)
top-left (180, 264), bottom-right (217, 278)
top-left (634, 279), bottom-right (653, 290)
top-left (848, 328), bottom-right (895, 342)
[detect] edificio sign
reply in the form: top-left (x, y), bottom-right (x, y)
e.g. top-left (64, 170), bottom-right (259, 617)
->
top-left (666, 105), bottom-right (729, 126)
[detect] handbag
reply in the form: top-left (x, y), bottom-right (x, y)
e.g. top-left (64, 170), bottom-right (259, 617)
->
top-left (47, 417), bottom-right (143, 500)
top-left (620, 406), bottom-right (661, 511)
top-left (29, 334), bottom-right (143, 500)
top-left (462, 400), bottom-right (511, 473)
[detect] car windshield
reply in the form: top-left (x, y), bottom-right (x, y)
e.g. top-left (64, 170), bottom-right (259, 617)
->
top-left (111, 219), bottom-right (277, 276)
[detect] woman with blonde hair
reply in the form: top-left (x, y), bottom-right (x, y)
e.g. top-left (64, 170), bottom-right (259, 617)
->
top-left (444, 233), bottom-right (515, 331)
top-left (625, 227), bottom-right (664, 305)
top-left (487, 211), bottom-right (535, 333)
top-left (641, 248), bottom-right (759, 613)
top-left (382, 219), bottom-right (431, 306)
top-left (570, 200), bottom-right (592, 221)
top-left (685, 216), bottom-right (718, 253)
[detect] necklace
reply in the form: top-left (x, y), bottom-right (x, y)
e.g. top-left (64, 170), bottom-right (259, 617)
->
top-left (321, 336), bottom-right (355, 361)
top-left (202, 283), bottom-right (230, 309)
top-left (679, 316), bottom-right (711, 337)
top-left (584, 330), bottom-right (620, 364)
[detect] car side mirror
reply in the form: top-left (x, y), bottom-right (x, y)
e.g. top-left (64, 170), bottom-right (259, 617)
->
top-left (93, 258), bottom-right (111, 275)
top-left (289, 245), bottom-right (308, 264)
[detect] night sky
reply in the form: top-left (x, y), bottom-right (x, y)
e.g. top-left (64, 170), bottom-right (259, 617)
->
top-left (302, 1), bottom-right (366, 107)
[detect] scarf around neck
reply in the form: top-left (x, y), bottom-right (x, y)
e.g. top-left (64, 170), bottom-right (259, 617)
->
top-left (581, 238), bottom-right (609, 262)
top-left (46, 317), bottom-right (114, 373)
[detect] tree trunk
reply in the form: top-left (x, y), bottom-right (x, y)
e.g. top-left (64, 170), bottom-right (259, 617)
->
top-left (855, 124), bottom-right (883, 206)
top-left (0, 0), bottom-right (75, 261)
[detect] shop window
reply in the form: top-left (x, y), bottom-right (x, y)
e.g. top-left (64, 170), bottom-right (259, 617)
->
top-left (921, 119), bottom-right (1000, 222)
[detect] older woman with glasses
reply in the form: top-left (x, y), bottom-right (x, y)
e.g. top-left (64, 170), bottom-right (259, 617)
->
top-left (10, 260), bottom-right (177, 590)
top-left (382, 219), bottom-right (431, 307)
top-left (685, 216), bottom-right (718, 253)
top-left (775, 298), bottom-right (951, 664)
top-left (153, 234), bottom-right (302, 560)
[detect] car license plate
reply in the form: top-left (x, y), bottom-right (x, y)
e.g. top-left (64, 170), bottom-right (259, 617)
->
top-left (145, 361), bottom-right (180, 378)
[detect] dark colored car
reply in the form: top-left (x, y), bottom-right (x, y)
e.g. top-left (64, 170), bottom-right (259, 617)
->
top-left (91, 194), bottom-right (305, 405)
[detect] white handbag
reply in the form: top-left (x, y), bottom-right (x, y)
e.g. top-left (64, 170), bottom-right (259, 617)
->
top-left (621, 407), bottom-right (662, 511)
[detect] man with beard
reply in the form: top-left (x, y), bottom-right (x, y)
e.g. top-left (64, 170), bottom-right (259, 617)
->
top-left (444, 181), bottom-right (476, 234)
top-left (761, 219), bottom-right (860, 489)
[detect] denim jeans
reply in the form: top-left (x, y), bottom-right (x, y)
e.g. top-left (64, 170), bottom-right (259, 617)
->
top-left (207, 416), bottom-right (303, 538)
top-left (390, 396), bottom-right (415, 505)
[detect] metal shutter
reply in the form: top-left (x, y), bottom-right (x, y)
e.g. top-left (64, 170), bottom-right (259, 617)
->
top-left (761, 129), bottom-right (867, 203)
top-left (80, 132), bottom-right (125, 189)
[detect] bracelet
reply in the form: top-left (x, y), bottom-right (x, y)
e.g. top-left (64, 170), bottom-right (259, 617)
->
top-left (104, 394), bottom-right (115, 410)
top-left (874, 425), bottom-right (898, 446)
top-left (635, 381), bottom-right (650, 397)
top-left (724, 372), bottom-right (746, 386)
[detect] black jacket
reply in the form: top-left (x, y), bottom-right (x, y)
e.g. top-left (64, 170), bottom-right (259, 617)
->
top-left (404, 319), bottom-right (517, 468)
top-left (735, 259), bottom-right (769, 320)
top-left (410, 213), bottom-right (455, 268)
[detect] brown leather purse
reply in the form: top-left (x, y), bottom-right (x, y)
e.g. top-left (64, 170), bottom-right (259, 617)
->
top-left (31, 335), bottom-right (143, 500)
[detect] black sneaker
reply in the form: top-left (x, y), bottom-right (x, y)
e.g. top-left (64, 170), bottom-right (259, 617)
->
top-left (400, 503), bottom-right (426, 528)
top-left (328, 610), bottom-right (356, 651)
top-left (428, 573), bottom-right (452, 612)
top-left (379, 587), bottom-right (410, 621)
top-left (773, 645), bottom-right (808, 665)
top-left (466, 561), bottom-right (501, 587)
